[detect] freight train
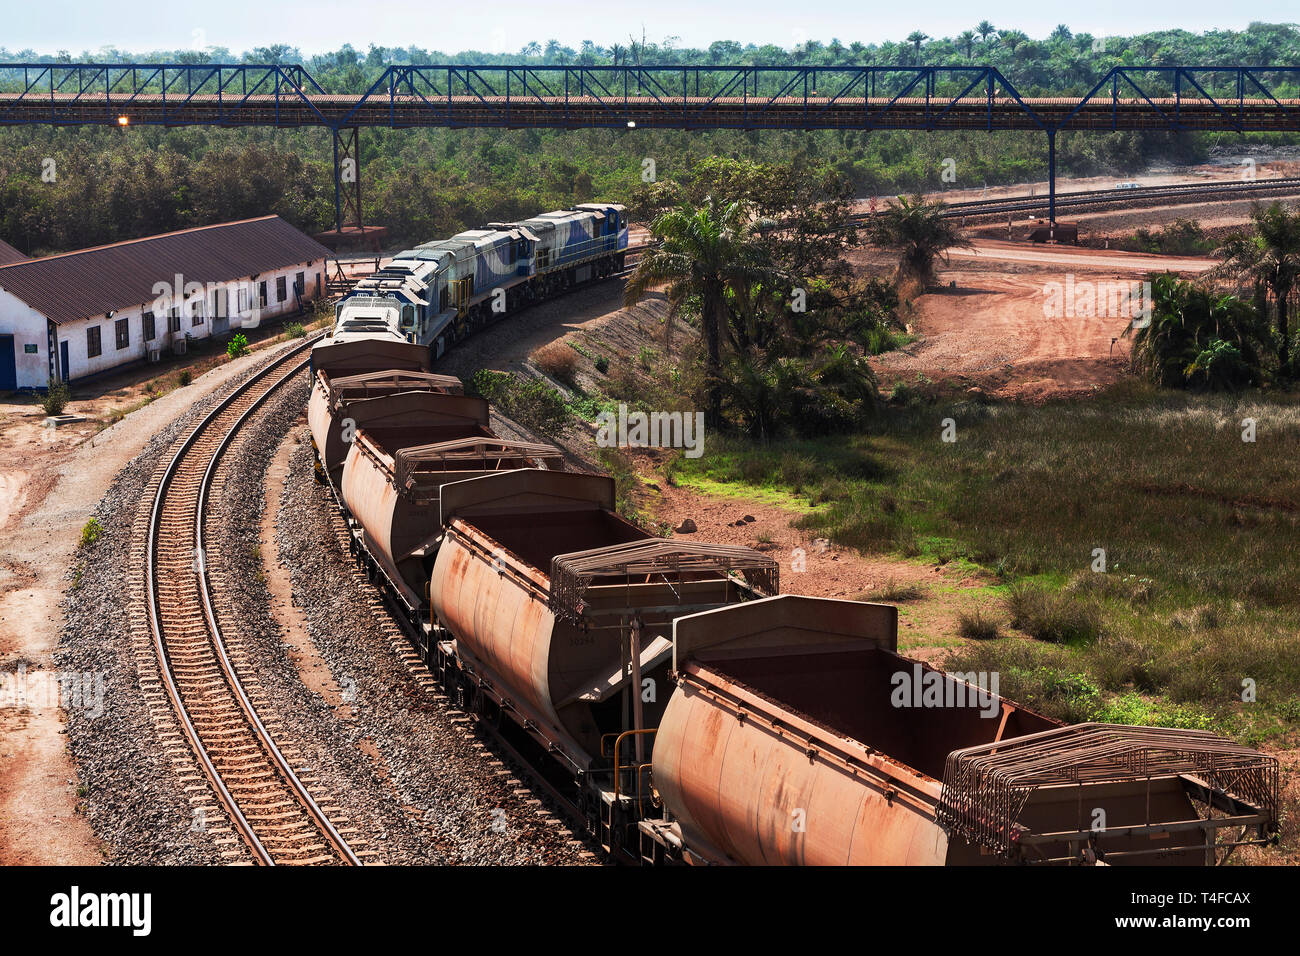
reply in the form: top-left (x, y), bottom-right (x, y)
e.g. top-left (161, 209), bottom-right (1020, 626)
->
top-left (331, 202), bottom-right (627, 362)
top-left (307, 203), bottom-right (1280, 866)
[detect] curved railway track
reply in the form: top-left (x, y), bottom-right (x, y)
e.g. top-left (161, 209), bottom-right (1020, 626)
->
top-left (144, 336), bottom-right (362, 866)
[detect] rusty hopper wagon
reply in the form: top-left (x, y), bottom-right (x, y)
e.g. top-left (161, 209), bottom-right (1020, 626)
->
top-left (342, 425), bottom-right (565, 608)
top-left (640, 595), bottom-right (1279, 866)
top-left (308, 370), bottom-right (465, 480)
top-left (428, 468), bottom-right (778, 851)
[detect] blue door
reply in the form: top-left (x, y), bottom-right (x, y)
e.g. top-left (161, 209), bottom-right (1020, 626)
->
top-left (0, 335), bottom-right (16, 391)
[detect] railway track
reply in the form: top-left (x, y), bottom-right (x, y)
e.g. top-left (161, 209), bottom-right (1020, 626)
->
top-left (861, 175), bottom-right (1300, 222)
top-left (143, 337), bottom-right (363, 866)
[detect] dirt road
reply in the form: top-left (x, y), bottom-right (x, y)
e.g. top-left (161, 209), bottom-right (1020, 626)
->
top-left (948, 238), bottom-right (1215, 274)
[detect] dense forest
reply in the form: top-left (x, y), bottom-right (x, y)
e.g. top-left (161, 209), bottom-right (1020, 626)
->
top-left (2, 22), bottom-right (1299, 254)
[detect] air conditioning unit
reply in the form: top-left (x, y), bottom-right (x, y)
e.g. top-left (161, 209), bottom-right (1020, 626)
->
top-left (148, 347), bottom-right (161, 364)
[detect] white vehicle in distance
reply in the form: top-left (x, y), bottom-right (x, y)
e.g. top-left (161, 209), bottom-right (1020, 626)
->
top-left (1113, 181), bottom-right (1141, 189)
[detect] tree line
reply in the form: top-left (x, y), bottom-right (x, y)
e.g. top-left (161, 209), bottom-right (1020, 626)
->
top-left (5, 20), bottom-right (1300, 94)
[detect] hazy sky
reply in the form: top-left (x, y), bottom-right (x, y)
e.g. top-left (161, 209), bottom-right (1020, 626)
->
top-left (3, 0), bottom-right (1297, 58)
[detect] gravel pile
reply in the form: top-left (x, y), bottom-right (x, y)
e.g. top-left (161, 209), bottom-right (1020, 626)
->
top-left (276, 434), bottom-right (597, 865)
top-left (57, 353), bottom-right (298, 864)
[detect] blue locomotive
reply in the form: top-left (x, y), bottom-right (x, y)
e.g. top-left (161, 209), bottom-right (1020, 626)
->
top-left (331, 202), bottom-right (627, 358)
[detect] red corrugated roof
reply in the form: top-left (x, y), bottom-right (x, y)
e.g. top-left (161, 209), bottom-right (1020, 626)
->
top-left (0, 216), bottom-right (333, 325)
top-left (0, 238), bottom-right (27, 266)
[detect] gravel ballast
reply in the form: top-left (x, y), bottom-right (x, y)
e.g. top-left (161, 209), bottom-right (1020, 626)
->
top-left (58, 339), bottom-right (596, 865)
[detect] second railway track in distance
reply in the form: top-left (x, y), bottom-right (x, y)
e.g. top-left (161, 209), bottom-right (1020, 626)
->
top-left (921, 175), bottom-right (1300, 221)
top-left (143, 337), bottom-right (362, 866)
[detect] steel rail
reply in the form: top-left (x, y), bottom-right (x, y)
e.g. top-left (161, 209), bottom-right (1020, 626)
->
top-left (146, 334), bottom-right (360, 866)
top-left (895, 175), bottom-right (1300, 221)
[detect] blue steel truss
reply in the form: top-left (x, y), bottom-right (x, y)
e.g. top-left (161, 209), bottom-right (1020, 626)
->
top-left (1, 62), bottom-right (1299, 132)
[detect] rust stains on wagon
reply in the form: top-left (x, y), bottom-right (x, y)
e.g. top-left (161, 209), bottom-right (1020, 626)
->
top-left (641, 595), bottom-right (1279, 866)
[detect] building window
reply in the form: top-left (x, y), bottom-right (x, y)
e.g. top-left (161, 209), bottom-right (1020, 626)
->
top-left (295, 272), bottom-right (305, 296)
top-left (258, 281), bottom-right (268, 308)
top-left (143, 311), bottom-right (156, 341)
top-left (276, 276), bottom-right (287, 302)
top-left (169, 309), bottom-right (181, 333)
top-left (87, 326), bottom-right (102, 358)
top-left (115, 318), bottom-right (129, 350)
top-left (192, 301), bottom-right (204, 327)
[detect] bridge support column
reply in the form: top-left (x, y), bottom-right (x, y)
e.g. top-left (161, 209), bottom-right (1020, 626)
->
top-left (332, 126), bottom-right (363, 233)
top-left (1047, 128), bottom-right (1056, 228)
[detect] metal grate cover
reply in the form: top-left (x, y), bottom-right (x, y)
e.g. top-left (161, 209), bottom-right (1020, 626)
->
top-left (393, 438), bottom-right (562, 492)
top-left (549, 539), bottom-right (778, 621)
top-left (937, 723), bottom-right (1280, 857)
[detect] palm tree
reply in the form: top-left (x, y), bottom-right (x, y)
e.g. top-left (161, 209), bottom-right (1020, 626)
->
top-left (866, 195), bottom-right (972, 286)
top-left (624, 198), bottom-right (777, 425)
top-left (976, 21), bottom-right (996, 43)
top-left (906, 31), bottom-right (929, 64)
top-left (999, 30), bottom-right (1028, 52)
top-left (959, 31), bottom-right (976, 60)
top-left (1125, 274), bottom-right (1267, 390)
top-left (1214, 201), bottom-right (1300, 376)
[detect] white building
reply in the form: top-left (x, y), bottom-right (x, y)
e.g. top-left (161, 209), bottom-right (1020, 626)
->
top-left (0, 216), bottom-right (333, 390)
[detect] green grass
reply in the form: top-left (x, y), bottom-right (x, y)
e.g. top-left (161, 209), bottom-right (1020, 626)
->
top-left (671, 473), bottom-right (822, 514)
top-left (672, 384), bottom-right (1300, 739)
top-left (864, 325), bottom-right (918, 356)
top-left (470, 369), bottom-right (570, 435)
top-left (1004, 582), bottom-right (1105, 645)
top-left (957, 608), bottom-right (1002, 641)
top-left (856, 578), bottom-right (926, 602)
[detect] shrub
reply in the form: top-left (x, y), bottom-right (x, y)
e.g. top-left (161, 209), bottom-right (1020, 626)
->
top-left (863, 324), bottom-right (916, 355)
top-left (594, 355), bottom-right (610, 375)
top-left (283, 322), bottom-right (306, 339)
top-left (888, 380), bottom-right (918, 406)
top-left (957, 609), bottom-right (1001, 641)
top-left (41, 379), bottom-right (71, 416)
top-left (177, 369), bottom-right (192, 387)
top-left (725, 347), bottom-right (878, 440)
top-left (1125, 274), bottom-right (1267, 390)
top-left (943, 641), bottom-right (1101, 724)
top-left (532, 342), bottom-right (579, 385)
top-left (79, 518), bottom-right (103, 549)
top-left (226, 333), bottom-right (250, 359)
top-left (1168, 604), bottom-right (1220, 632)
top-left (1004, 582), bottom-right (1104, 644)
top-left (857, 578), bottom-right (925, 602)
top-left (470, 369), bottom-right (569, 435)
